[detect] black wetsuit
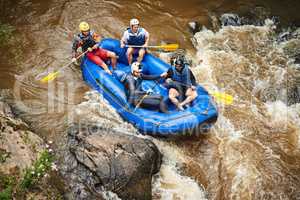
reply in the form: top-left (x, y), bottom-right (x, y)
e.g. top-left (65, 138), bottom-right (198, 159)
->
top-left (114, 70), bottom-right (168, 113)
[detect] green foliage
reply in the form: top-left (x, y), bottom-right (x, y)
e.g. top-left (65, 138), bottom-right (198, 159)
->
top-left (0, 150), bottom-right (58, 199)
top-left (0, 186), bottom-right (13, 200)
top-left (19, 150), bottom-right (54, 191)
top-left (0, 174), bottom-right (16, 200)
top-left (0, 23), bottom-right (14, 46)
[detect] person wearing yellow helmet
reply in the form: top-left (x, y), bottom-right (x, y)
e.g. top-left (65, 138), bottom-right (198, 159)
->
top-left (79, 21), bottom-right (90, 32)
top-left (120, 18), bottom-right (150, 65)
top-left (72, 21), bottom-right (118, 75)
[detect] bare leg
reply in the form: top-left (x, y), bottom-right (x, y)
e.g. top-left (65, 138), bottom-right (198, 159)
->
top-left (87, 52), bottom-right (111, 74)
top-left (127, 47), bottom-right (134, 65)
top-left (180, 88), bottom-right (198, 107)
top-left (137, 48), bottom-right (146, 63)
top-left (169, 88), bottom-right (184, 111)
top-left (107, 51), bottom-right (117, 69)
top-left (99, 62), bottom-right (112, 75)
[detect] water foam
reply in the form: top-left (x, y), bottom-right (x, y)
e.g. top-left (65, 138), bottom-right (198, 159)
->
top-left (190, 18), bottom-right (300, 199)
top-left (151, 140), bottom-right (207, 200)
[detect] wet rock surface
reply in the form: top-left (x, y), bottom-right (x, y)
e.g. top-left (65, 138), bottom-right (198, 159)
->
top-left (220, 14), bottom-right (242, 27)
top-left (60, 123), bottom-right (162, 200)
top-left (188, 21), bottom-right (202, 35)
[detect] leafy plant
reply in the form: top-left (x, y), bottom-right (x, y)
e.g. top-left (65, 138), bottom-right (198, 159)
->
top-left (0, 149), bottom-right (59, 199)
top-left (19, 150), bottom-right (54, 191)
top-left (0, 186), bottom-right (13, 200)
top-left (0, 174), bottom-right (16, 200)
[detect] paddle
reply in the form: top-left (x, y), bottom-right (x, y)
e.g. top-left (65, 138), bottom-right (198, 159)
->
top-left (126, 44), bottom-right (179, 51)
top-left (209, 91), bottom-right (233, 105)
top-left (166, 79), bottom-right (233, 105)
top-left (39, 50), bottom-right (88, 83)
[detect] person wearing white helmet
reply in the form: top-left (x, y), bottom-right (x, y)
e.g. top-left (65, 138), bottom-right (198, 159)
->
top-left (113, 62), bottom-right (168, 113)
top-left (72, 21), bottom-right (118, 75)
top-left (120, 18), bottom-right (150, 65)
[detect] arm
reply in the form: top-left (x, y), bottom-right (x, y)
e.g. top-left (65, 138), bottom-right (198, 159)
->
top-left (140, 73), bottom-right (161, 80)
top-left (71, 36), bottom-right (81, 58)
top-left (125, 75), bottom-right (137, 104)
top-left (160, 68), bottom-right (172, 79)
top-left (189, 70), bottom-right (197, 86)
top-left (183, 67), bottom-right (193, 87)
top-left (143, 29), bottom-right (150, 47)
top-left (166, 68), bottom-right (173, 78)
top-left (120, 31), bottom-right (128, 48)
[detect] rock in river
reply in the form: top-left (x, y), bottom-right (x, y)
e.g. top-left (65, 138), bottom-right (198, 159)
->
top-left (60, 123), bottom-right (162, 200)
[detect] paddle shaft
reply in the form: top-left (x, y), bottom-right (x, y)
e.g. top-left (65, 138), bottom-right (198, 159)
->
top-left (126, 45), bottom-right (162, 48)
top-left (39, 49), bottom-right (89, 83)
top-left (61, 50), bottom-right (88, 71)
top-left (166, 79), bottom-right (195, 89)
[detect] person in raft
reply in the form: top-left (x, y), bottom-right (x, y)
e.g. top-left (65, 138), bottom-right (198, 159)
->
top-left (120, 18), bottom-right (150, 65)
top-left (72, 21), bottom-right (118, 75)
top-left (162, 56), bottom-right (198, 111)
top-left (113, 62), bottom-right (168, 113)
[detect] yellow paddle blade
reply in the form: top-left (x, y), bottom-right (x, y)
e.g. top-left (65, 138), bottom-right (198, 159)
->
top-left (160, 44), bottom-right (179, 51)
top-left (210, 91), bottom-right (233, 105)
top-left (40, 71), bottom-right (60, 83)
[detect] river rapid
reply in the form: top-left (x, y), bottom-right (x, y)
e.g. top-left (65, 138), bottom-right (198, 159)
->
top-left (1, 0), bottom-right (300, 199)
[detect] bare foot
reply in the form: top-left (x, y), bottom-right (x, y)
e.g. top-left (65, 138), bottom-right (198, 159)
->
top-left (177, 103), bottom-right (184, 111)
top-left (105, 69), bottom-right (112, 75)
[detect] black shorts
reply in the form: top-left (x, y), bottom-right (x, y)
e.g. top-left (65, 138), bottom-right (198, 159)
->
top-left (164, 82), bottom-right (187, 101)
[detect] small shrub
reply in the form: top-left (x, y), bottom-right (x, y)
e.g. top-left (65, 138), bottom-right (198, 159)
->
top-left (19, 150), bottom-right (54, 191)
top-left (0, 174), bottom-right (16, 200)
top-left (0, 186), bottom-right (13, 200)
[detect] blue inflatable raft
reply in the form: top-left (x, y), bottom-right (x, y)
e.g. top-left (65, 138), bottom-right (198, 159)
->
top-left (81, 38), bottom-right (218, 136)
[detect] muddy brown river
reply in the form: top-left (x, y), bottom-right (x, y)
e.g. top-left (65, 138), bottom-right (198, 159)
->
top-left (1, 0), bottom-right (300, 199)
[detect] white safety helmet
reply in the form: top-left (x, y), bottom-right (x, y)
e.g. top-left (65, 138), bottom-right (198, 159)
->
top-left (131, 62), bottom-right (141, 74)
top-left (130, 18), bottom-right (139, 26)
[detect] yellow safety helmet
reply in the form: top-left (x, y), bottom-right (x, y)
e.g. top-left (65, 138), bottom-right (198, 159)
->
top-left (79, 21), bottom-right (90, 32)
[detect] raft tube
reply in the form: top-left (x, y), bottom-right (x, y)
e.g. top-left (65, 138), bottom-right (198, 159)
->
top-left (81, 38), bottom-right (218, 136)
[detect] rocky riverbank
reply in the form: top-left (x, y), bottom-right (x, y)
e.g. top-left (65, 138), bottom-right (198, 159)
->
top-left (0, 91), bottom-right (62, 199)
top-left (0, 90), bottom-right (162, 199)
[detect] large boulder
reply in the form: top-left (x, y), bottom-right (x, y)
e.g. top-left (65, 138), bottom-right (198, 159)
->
top-left (60, 123), bottom-right (162, 200)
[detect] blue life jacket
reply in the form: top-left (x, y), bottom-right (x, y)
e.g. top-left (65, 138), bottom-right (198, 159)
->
top-left (126, 28), bottom-right (146, 46)
top-left (78, 30), bottom-right (96, 52)
top-left (170, 64), bottom-right (194, 87)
